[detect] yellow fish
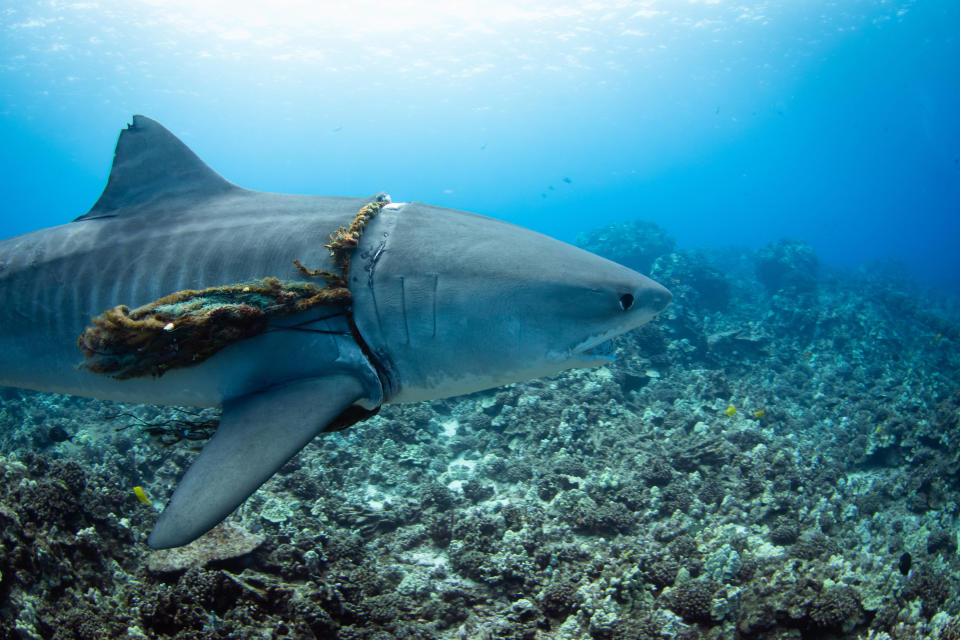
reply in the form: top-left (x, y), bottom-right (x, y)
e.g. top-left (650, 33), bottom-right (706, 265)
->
top-left (133, 485), bottom-right (152, 506)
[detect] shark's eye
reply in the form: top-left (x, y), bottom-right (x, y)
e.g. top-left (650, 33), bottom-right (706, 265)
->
top-left (619, 294), bottom-right (634, 311)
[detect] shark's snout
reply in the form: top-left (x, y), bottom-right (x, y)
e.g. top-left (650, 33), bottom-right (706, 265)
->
top-left (618, 274), bottom-right (672, 318)
top-left (640, 283), bottom-right (673, 313)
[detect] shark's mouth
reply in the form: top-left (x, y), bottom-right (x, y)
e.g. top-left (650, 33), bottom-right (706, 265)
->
top-left (567, 331), bottom-right (620, 366)
top-left (584, 339), bottom-right (616, 359)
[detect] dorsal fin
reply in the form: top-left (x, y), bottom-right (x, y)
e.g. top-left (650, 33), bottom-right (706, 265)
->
top-left (76, 115), bottom-right (239, 220)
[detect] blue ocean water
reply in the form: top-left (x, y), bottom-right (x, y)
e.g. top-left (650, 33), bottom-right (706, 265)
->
top-left (4, 4), bottom-right (960, 636)
top-left (1, 0), bottom-right (958, 291)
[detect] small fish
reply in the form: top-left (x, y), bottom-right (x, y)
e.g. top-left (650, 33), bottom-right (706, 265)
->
top-left (48, 426), bottom-right (71, 443)
top-left (562, 177), bottom-right (572, 184)
top-left (724, 406), bottom-right (737, 418)
top-left (133, 485), bottom-right (153, 506)
top-left (898, 552), bottom-right (912, 576)
top-left (752, 409), bottom-right (765, 419)
top-left (480, 143), bottom-right (487, 151)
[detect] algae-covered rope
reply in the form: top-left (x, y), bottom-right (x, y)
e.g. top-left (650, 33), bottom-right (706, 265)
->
top-left (292, 198), bottom-right (389, 283)
top-left (78, 198), bottom-right (389, 380)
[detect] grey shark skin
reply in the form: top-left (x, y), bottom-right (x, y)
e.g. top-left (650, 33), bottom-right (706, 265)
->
top-left (0, 116), bottom-right (671, 548)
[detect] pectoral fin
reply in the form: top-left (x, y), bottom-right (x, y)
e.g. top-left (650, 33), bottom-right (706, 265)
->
top-left (147, 375), bottom-right (367, 549)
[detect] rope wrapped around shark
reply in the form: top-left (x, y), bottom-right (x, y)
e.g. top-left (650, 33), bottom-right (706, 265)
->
top-left (77, 198), bottom-right (390, 380)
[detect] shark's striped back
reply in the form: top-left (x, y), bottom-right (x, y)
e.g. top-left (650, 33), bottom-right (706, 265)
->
top-left (0, 191), bottom-right (371, 401)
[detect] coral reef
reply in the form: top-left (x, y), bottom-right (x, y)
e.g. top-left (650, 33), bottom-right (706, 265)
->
top-left (146, 524), bottom-right (265, 573)
top-left (755, 238), bottom-right (819, 295)
top-left (576, 220), bottom-right (675, 273)
top-left (1, 222), bottom-right (959, 639)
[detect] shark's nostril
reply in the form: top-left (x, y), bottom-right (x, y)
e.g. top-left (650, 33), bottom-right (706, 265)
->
top-left (657, 288), bottom-right (673, 309)
top-left (641, 287), bottom-right (672, 311)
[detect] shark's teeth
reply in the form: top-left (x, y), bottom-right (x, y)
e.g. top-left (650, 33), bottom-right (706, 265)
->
top-left (571, 327), bottom-right (619, 358)
top-left (584, 340), bottom-right (615, 358)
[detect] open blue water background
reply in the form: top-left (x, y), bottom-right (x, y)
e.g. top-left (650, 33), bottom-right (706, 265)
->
top-left (1, 1), bottom-right (958, 291)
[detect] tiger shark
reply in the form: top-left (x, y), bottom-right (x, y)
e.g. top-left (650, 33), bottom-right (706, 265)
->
top-left (0, 116), bottom-right (671, 548)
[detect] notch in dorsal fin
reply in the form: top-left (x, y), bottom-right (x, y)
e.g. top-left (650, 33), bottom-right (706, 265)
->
top-left (76, 115), bottom-right (239, 221)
